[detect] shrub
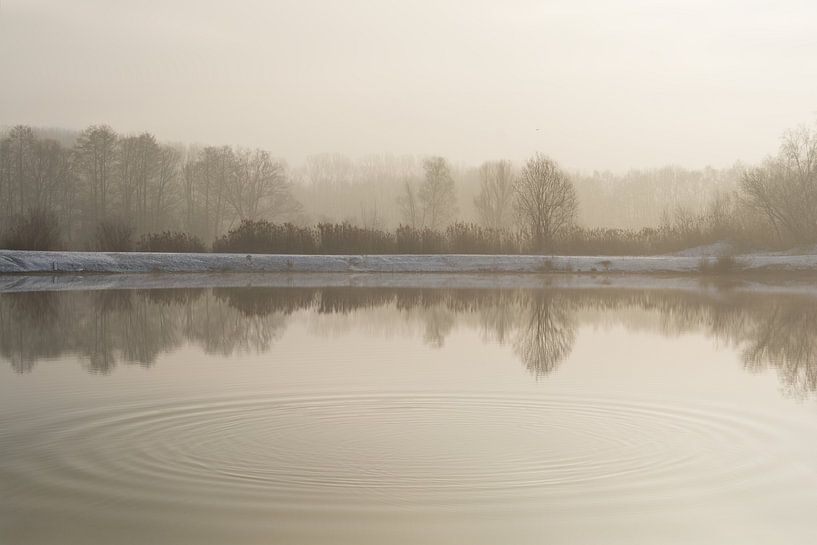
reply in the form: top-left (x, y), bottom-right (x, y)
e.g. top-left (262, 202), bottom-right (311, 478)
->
top-left (1, 208), bottom-right (62, 250)
top-left (138, 231), bottom-right (206, 253)
top-left (317, 222), bottom-right (395, 254)
top-left (445, 222), bottom-right (484, 253)
top-left (207, 219), bottom-right (750, 256)
top-left (444, 222), bottom-right (524, 254)
top-left (395, 225), bottom-right (422, 253)
top-left (212, 220), bottom-right (317, 254)
top-left (96, 220), bottom-right (134, 251)
top-left (552, 224), bottom-right (745, 256)
top-left (419, 227), bottom-right (446, 253)
top-left (394, 225), bottom-right (446, 253)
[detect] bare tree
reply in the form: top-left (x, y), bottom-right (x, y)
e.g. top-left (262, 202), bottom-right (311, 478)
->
top-left (227, 149), bottom-right (300, 221)
top-left (0, 138), bottom-right (11, 227)
top-left (27, 139), bottom-right (67, 212)
top-left (301, 153), bottom-right (354, 222)
top-left (153, 145), bottom-right (181, 230)
top-left (419, 156), bottom-right (458, 230)
top-left (180, 147), bottom-right (203, 235)
top-left (3, 125), bottom-right (36, 216)
top-left (741, 126), bottom-right (817, 244)
top-left (304, 153), bottom-right (353, 188)
top-left (197, 146), bottom-right (233, 240)
top-left (133, 133), bottom-right (160, 232)
top-left (397, 180), bottom-right (421, 228)
top-left (0, 130), bottom-right (77, 244)
top-left (474, 160), bottom-right (514, 230)
top-left (32, 139), bottom-right (74, 241)
top-left (115, 134), bottom-right (139, 225)
top-left (359, 201), bottom-right (383, 230)
top-left (514, 153), bottom-right (577, 250)
top-left (75, 125), bottom-right (118, 226)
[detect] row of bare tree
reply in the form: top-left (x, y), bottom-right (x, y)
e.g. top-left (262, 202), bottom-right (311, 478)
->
top-left (295, 153), bottom-right (746, 231)
top-left (2, 122), bottom-right (816, 251)
top-left (397, 125), bottom-right (817, 249)
top-left (0, 125), bottom-right (302, 246)
top-left (0, 124), bottom-right (578, 251)
top-left (397, 154), bottom-right (577, 248)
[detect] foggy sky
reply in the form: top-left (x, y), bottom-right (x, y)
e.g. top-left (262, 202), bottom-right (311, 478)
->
top-left (1, 0), bottom-right (815, 171)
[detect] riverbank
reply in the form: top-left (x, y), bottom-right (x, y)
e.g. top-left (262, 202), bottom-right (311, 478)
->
top-left (2, 250), bottom-right (817, 276)
top-left (2, 250), bottom-right (817, 275)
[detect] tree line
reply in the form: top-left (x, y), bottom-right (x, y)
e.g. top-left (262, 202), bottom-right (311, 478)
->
top-left (1, 122), bottom-right (816, 253)
top-left (0, 125), bottom-right (302, 249)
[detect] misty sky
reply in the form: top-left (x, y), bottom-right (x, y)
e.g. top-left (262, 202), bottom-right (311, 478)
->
top-left (1, 0), bottom-right (815, 171)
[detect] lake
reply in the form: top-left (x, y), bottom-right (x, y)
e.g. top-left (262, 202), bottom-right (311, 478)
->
top-left (2, 279), bottom-right (817, 544)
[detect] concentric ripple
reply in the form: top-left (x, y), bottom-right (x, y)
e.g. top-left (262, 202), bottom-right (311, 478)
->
top-left (3, 392), bottom-right (793, 514)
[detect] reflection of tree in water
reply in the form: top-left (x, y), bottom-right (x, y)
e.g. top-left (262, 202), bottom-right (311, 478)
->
top-left (82, 290), bottom-right (201, 373)
top-left (84, 291), bottom-right (125, 373)
top-left (318, 288), bottom-right (398, 315)
top-left (1, 286), bottom-right (817, 395)
top-left (420, 306), bottom-right (456, 348)
top-left (513, 294), bottom-right (575, 376)
top-left (0, 292), bottom-right (63, 373)
top-left (214, 288), bottom-right (316, 317)
top-left (740, 303), bottom-right (817, 398)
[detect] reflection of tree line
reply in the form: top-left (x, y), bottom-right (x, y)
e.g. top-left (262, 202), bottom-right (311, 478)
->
top-left (1, 287), bottom-right (816, 394)
top-left (645, 293), bottom-right (817, 398)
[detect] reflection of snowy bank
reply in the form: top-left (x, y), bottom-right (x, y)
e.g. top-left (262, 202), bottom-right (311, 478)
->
top-left (3, 250), bottom-right (817, 276)
top-left (3, 271), bottom-right (817, 299)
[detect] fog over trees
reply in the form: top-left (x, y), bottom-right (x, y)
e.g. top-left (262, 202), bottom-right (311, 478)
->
top-left (398, 157), bottom-right (458, 230)
top-left (1, 122), bottom-right (816, 253)
top-left (0, 125), bottom-right (303, 248)
top-left (474, 160), bottom-right (514, 231)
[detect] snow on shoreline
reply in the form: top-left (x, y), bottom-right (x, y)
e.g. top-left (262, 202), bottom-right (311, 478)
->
top-left (1, 250), bottom-right (817, 276)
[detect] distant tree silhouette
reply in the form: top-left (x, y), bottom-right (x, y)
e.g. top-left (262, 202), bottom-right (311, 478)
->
top-left (514, 153), bottom-right (577, 251)
top-left (475, 160), bottom-right (514, 230)
top-left (741, 126), bottom-right (817, 245)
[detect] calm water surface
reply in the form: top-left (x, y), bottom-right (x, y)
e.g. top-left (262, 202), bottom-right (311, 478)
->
top-left (2, 282), bottom-right (817, 544)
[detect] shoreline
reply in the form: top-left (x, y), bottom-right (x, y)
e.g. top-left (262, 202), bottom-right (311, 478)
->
top-left (3, 250), bottom-right (817, 276)
top-left (3, 271), bottom-right (817, 298)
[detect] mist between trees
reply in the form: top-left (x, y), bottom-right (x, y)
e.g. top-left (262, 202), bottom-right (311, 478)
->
top-left (1, 123), bottom-right (815, 254)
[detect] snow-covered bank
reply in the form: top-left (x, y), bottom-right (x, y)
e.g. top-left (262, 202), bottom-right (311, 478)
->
top-left (2, 250), bottom-right (817, 276)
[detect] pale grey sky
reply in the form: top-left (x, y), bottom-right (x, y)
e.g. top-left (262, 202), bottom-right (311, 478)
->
top-left (1, 0), bottom-right (815, 170)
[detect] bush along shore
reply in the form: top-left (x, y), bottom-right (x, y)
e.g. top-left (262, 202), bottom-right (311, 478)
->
top-left (0, 216), bottom-right (783, 257)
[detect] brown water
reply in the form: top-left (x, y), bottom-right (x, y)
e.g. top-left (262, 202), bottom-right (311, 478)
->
top-left (2, 283), bottom-right (817, 544)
